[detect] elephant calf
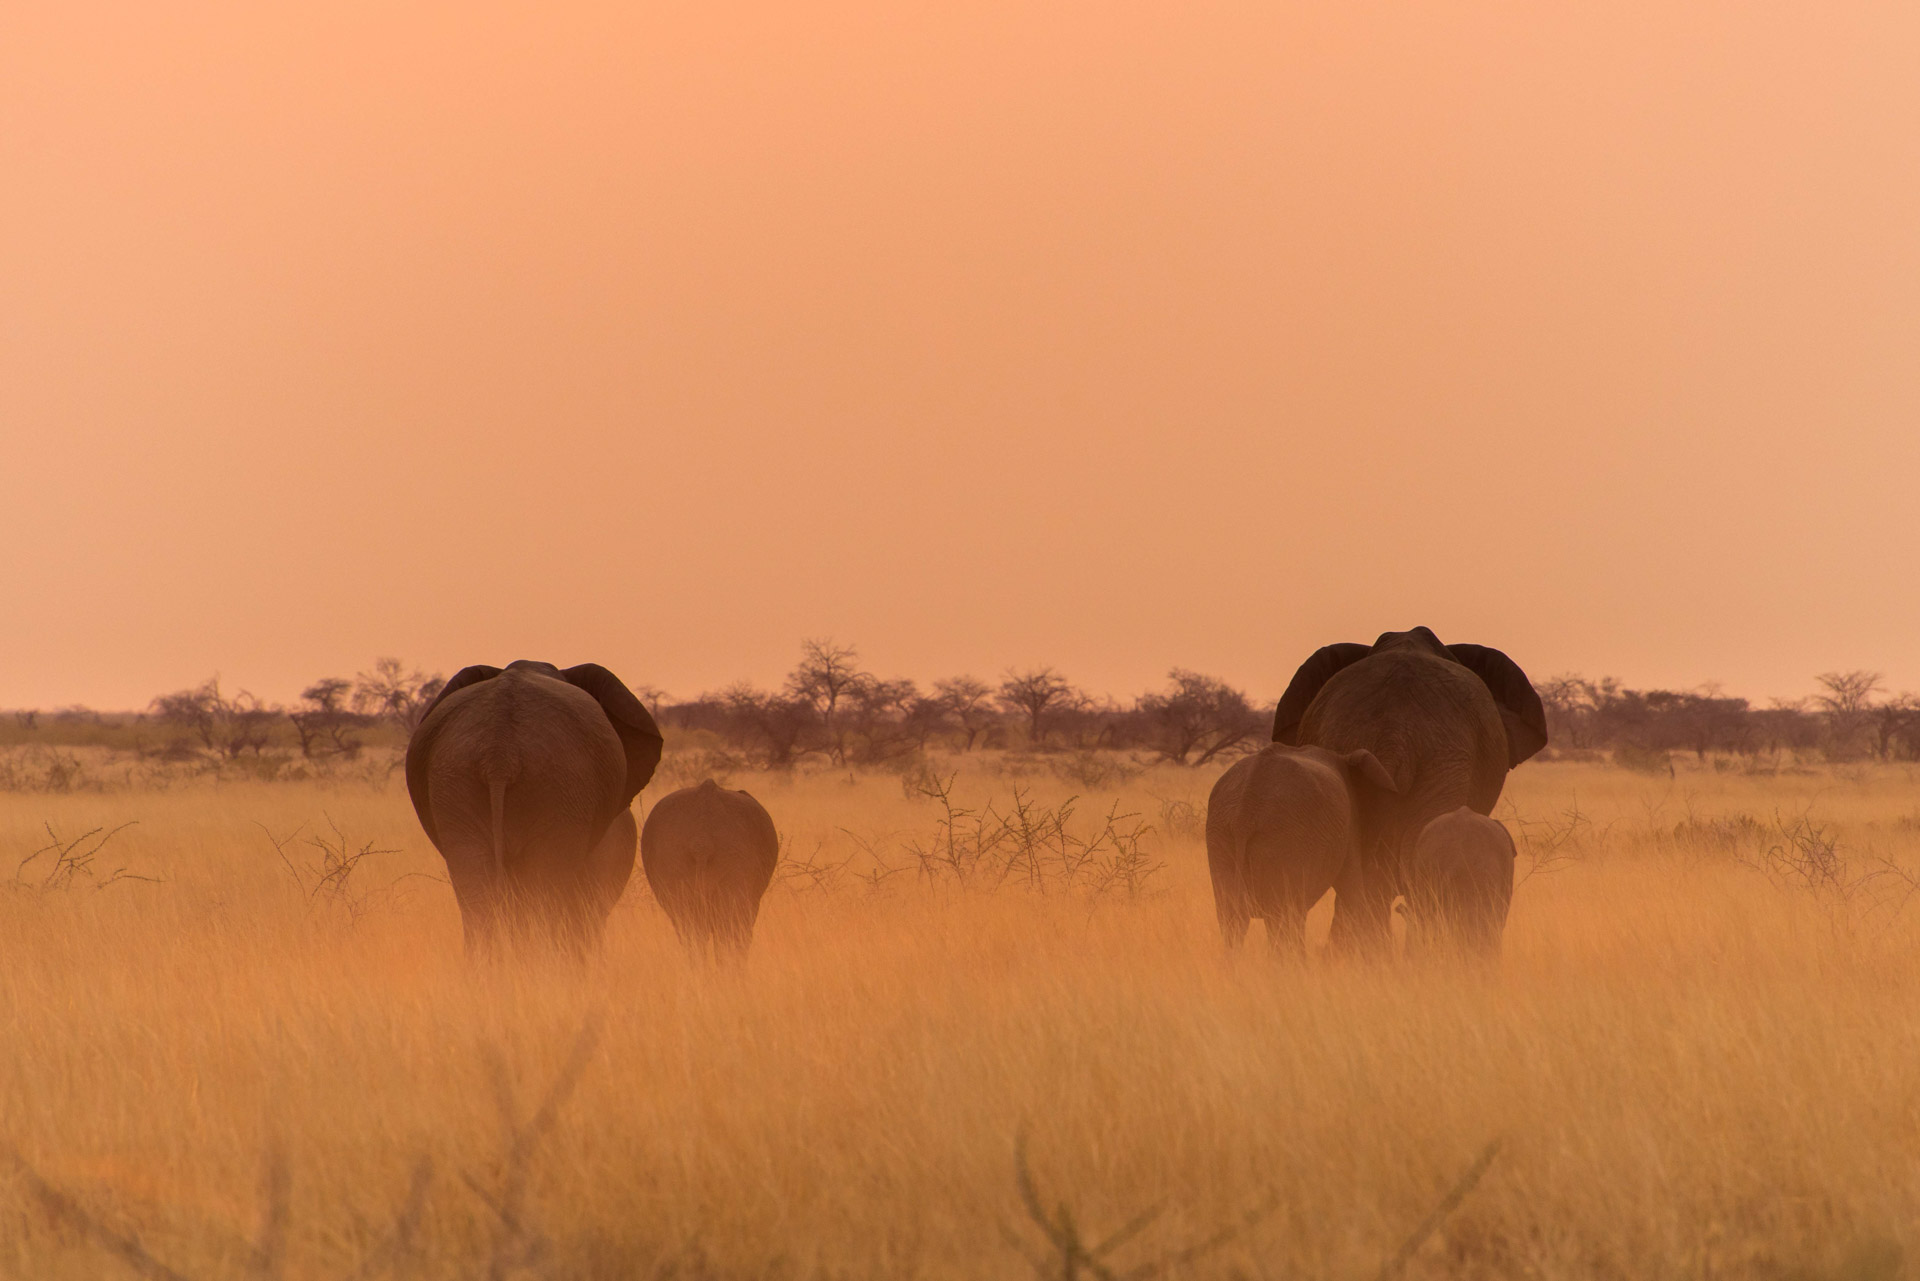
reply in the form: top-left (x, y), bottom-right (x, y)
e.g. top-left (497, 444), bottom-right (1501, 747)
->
top-left (1405, 808), bottom-right (1516, 961)
top-left (1204, 744), bottom-right (1397, 953)
top-left (640, 780), bottom-right (779, 960)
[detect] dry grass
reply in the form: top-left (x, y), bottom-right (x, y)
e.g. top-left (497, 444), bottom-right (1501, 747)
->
top-left (4, 755), bottom-right (1920, 1279)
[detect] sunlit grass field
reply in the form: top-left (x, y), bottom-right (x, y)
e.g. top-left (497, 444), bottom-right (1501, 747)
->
top-left (4, 753), bottom-right (1920, 1279)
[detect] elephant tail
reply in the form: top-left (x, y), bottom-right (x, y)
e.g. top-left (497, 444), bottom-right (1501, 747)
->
top-left (488, 779), bottom-right (508, 879)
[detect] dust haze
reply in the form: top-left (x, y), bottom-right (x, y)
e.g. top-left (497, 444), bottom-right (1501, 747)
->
top-left (6, 3), bottom-right (1920, 1278)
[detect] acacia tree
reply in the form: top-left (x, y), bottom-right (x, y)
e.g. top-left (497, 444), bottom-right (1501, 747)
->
top-left (846, 677), bottom-right (921, 763)
top-left (628, 684), bottom-right (670, 716)
top-left (287, 678), bottom-right (368, 759)
top-left (785, 639), bottom-right (870, 765)
top-left (719, 682), bottom-right (817, 768)
top-left (901, 691), bottom-right (955, 752)
top-left (932, 676), bottom-right (997, 751)
top-left (352, 658), bottom-right (446, 731)
top-left (1136, 669), bottom-right (1262, 764)
top-left (1535, 675), bottom-right (1605, 749)
top-left (1870, 694), bottom-right (1920, 760)
top-left (996, 667), bottom-right (1083, 748)
top-left (150, 678), bottom-right (280, 758)
top-left (1814, 670), bottom-right (1883, 760)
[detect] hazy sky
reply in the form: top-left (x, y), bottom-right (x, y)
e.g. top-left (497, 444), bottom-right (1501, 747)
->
top-left (5, 2), bottom-right (1919, 709)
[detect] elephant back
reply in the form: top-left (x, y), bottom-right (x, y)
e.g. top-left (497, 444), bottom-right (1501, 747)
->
top-left (406, 669), bottom-right (628, 851)
top-left (1295, 648), bottom-right (1511, 878)
top-left (408, 660), bottom-right (664, 840)
top-left (1274, 630), bottom-right (1547, 770)
top-left (641, 782), bottom-right (779, 873)
top-left (1301, 649), bottom-right (1496, 767)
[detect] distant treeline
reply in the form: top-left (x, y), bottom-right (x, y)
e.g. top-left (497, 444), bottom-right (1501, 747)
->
top-left (6, 645), bottom-right (1918, 768)
top-left (1536, 671), bottom-right (1920, 763)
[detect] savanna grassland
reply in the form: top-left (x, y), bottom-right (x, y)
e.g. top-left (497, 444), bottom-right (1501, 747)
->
top-left (4, 750), bottom-right (1920, 1280)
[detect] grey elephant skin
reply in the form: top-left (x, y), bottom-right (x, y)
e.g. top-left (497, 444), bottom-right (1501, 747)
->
top-left (1406, 808), bottom-right (1516, 960)
top-left (1273, 626), bottom-right (1545, 956)
top-left (405, 660), bottom-right (663, 954)
top-left (1205, 744), bottom-right (1397, 953)
top-left (640, 780), bottom-right (780, 959)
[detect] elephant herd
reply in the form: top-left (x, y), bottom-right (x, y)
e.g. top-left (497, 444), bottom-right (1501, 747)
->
top-left (404, 660), bottom-right (776, 958)
top-left (404, 629), bottom-right (1545, 963)
top-left (1209, 627), bottom-right (1544, 960)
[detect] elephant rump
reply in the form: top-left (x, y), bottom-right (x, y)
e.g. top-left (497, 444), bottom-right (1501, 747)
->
top-left (640, 781), bottom-right (780, 958)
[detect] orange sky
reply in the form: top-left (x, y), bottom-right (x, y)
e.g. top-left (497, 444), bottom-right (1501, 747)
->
top-left (5, 2), bottom-right (1919, 709)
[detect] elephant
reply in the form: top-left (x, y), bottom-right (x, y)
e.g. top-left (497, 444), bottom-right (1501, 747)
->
top-left (1404, 808), bottom-right (1516, 960)
top-left (640, 780), bottom-right (779, 960)
top-left (405, 660), bottom-right (663, 954)
top-left (1272, 626), bottom-right (1546, 957)
top-left (1204, 744), bottom-right (1398, 953)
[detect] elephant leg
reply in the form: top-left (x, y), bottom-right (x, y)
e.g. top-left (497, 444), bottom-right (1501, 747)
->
top-left (441, 849), bottom-right (511, 958)
top-left (722, 891), bottom-right (765, 961)
top-left (652, 885), bottom-right (705, 954)
top-left (697, 895), bottom-right (741, 964)
top-left (1399, 891), bottom-right (1438, 962)
top-left (1461, 893), bottom-right (1509, 963)
top-left (712, 904), bottom-right (754, 964)
top-left (584, 810), bottom-right (638, 924)
top-left (679, 891), bottom-right (756, 964)
top-left (1214, 889), bottom-right (1251, 950)
top-left (1327, 860), bottom-right (1396, 960)
top-left (1209, 850), bottom-right (1251, 950)
top-left (546, 893), bottom-right (603, 960)
top-left (1263, 904), bottom-right (1309, 958)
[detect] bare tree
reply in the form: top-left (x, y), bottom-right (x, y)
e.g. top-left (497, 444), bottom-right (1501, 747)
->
top-left (1756, 697), bottom-right (1822, 757)
top-left (932, 676), bottom-right (997, 751)
top-left (1535, 674), bottom-right (1602, 749)
top-left (352, 658), bottom-right (446, 732)
top-left (150, 677), bottom-right (280, 758)
top-left (151, 683), bottom-right (218, 751)
top-left (628, 684), bottom-right (670, 716)
top-left (220, 689), bottom-right (281, 758)
top-left (785, 639), bottom-right (871, 765)
top-left (288, 678), bottom-right (369, 759)
top-left (1136, 669), bottom-right (1262, 764)
top-left (902, 692), bottom-right (954, 752)
top-left (1815, 670), bottom-right (1883, 716)
top-left (845, 677), bottom-right (921, 763)
top-left (997, 667), bottom-right (1084, 749)
top-left (1870, 692), bottom-right (1920, 760)
top-left (719, 683), bottom-right (817, 769)
top-left (1057, 693), bottom-right (1125, 752)
top-left (1814, 670), bottom-right (1883, 760)
top-left (1628, 686), bottom-right (1751, 760)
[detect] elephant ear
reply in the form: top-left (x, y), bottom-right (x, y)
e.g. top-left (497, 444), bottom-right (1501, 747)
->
top-left (1447, 644), bottom-right (1549, 767)
top-left (1272, 643), bottom-right (1374, 744)
top-left (404, 664), bottom-right (503, 849)
top-left (561, 663), bottom-right (665, 805)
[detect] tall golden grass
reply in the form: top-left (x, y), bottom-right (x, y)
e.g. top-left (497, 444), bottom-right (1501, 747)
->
top-left (3, 754), bottom-right (1920, 1278)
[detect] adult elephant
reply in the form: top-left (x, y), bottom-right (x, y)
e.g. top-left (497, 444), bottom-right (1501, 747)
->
top-left (405, 660), bottom-right (663, 954)
top-left (1271, 627), bottom-right (1546, 956)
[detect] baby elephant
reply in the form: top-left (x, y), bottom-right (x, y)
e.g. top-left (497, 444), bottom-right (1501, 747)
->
top-left (640, 780), bottom-right (780, 959)
top-left (1405, 808), bottom-right (1516, 961)
top-left (1205, 744), bottom-right (1397, 953)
